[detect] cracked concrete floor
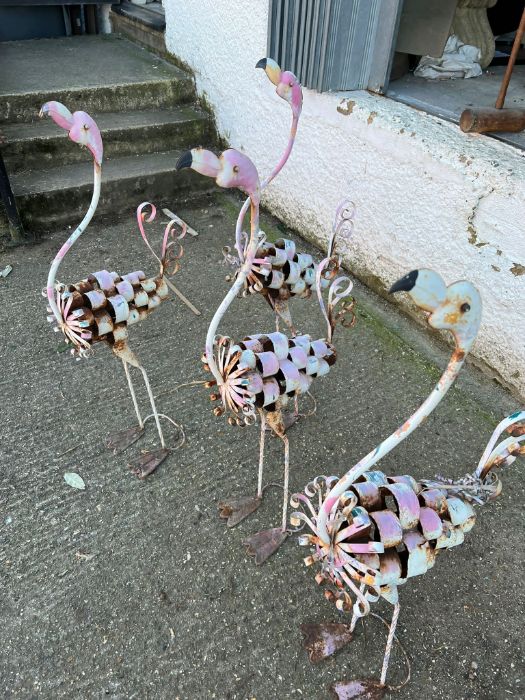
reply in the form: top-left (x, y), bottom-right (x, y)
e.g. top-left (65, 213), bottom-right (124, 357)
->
top-left (0, 193), bottom-right (523, 700)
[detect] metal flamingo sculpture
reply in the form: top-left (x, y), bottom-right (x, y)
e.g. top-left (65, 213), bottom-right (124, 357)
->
top-left (288, 269), bottom-right (525, 698)
top-left (177, 146), bottom-right (356, 564)
top-left (223, 59), bottom-right (352, 335)
top-left (42, 101), bottom-right (194, 478)
top-left (232, 56), bottom-right (302, 267)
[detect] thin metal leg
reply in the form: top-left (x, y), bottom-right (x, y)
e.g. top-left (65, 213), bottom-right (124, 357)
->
top-left (257, 410), bottom-right (267, 498)
top-left (280, 432), bottom-right (290, 531)
top-left (379, 602), bottom-right (400, 687)
top-left (349, 583), bottom-right (366, 633)
top-left (123, 360), bottom-right (143, 428)
top-left (139, 365), bottom-right (166, 448)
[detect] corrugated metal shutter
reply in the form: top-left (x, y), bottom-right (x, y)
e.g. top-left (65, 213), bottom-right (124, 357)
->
top-left (267, 0), bottom-right (403, 93)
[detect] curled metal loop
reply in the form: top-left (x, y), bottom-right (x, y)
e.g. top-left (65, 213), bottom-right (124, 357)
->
top-left (136, 201), bottom-right (161, 265)
top-left (327, 275), bottom-right (356, 338)
top-left (328, 198), bottom-right (356, 258)
top-left (222, 245), bottom-right (241, 268)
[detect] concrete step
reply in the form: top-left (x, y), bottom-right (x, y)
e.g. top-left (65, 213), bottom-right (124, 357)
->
top-left (11, 150), bottom-right (213, 232)
top-left (113, 1), bottom-right (166, 31)
top-left (2, 106), bottom-right (214, 171)
top-left (111, 12), bottom-right (167, 58)
top-left (0, 35), bottom-right (195, 124)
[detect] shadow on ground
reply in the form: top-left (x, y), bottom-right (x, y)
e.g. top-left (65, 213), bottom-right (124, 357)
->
top-left (0, 193), bottom-right (522, 699)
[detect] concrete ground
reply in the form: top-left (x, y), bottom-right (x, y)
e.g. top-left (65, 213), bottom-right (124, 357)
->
top-left (0, 193), bottom-right (523, 700)
top-left (0, 34), bottom-right (184, 98)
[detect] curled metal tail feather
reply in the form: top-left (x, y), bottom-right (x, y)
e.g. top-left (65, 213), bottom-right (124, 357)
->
top-left (327, 198), bottom-right (355, 259)
top-left (316, 260), bottom-right (355, 343)
top-left (161, 218), bottom-right (187, 277)
top-left (136, 201), bottom-right (159, 264)
top-left (136, 201), bottom-right (187, 278)
top-left (316, 199), bottom-right (357, 341)
top-left (475, 409), bottom-right (525, 479)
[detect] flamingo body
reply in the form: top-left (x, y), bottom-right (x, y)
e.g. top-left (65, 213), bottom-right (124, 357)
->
top-left (292, 466), bottom-right (493, 613)
top-left (51, 268), bottom-right (169, 358)
top-left (204, 331), bottom-right (336, 424)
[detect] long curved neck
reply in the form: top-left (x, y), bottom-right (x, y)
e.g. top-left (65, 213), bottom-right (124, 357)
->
top-left (316, 348), bottom-right (468, 544)
top-left (47, 161), bottom-right (101, 322)
top-left (206, 195), bottom-right (260, 384)
top-left (235, 112), bottom-right (299, 261)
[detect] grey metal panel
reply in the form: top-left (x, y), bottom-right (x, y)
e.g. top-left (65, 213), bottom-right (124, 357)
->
top-left (396, 0), bottom-right (457, 58)
top-left (367, 0), bottom-right (405, 92)
top-left (266, 0), bottom-right (403, 93)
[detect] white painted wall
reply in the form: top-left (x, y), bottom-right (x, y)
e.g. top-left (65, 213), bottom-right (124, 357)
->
top-left (164, 0), bottom-right (525, 399)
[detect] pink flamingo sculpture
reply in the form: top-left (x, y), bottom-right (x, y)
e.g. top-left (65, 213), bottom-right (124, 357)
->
top-left (223, 58), bottom-right (352, 335)
top-left (42, 101), bottom-right (193, 478)
top-left (291, 269), bottom-right (524, 698)
top-left (176, 147), bottom-right (355, 563)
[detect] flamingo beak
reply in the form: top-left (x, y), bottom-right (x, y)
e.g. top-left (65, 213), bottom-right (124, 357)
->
top-left (256, 57), bottom-right (282, 86)
top-left (39, 101), bottom-right (74, 131)
top-left (176, 148), bottom-right (220, 178)
top-left (389, 270), bottom-right (419, 294)
top-left (389, 269), bottom-right (447, 312)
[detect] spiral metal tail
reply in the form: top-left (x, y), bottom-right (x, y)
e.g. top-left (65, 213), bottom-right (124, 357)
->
top-left (136, 202), bottom-right (187, 278)
top-left (315, 200), bottom-right (357, 342)
top-left (475, 409), bottom-right (525, 480)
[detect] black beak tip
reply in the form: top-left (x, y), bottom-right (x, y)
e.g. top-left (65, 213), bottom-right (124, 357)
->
top-left (255, 58), bottom-right (267, 70)
top-left (176, 150), bottom-right (192, 171)
top-left (389, 269), bottom-right (419, 294)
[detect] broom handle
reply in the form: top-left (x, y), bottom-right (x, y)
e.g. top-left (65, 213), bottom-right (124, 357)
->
top-left (496, 8), bottom-right (525, 109)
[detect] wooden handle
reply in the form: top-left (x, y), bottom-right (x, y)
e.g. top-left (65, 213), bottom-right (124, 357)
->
top-left (495, 8), bottom-right (525, 109)
top-left (460, 107), bottom-right (525, 133)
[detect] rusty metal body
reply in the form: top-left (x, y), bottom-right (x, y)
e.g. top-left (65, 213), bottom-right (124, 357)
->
top-left (289, 267), bottom-right (523, 698)
top-left (52, 267), bottom-right (169, 359)
top-left (204, 331), bottom-right (336, 425)
top-left (293, 467), bottom-right (498, 613)
top-left (292, 415), bottom-right (524, 699)
top-left (226, 200), bottom-right (355, 332)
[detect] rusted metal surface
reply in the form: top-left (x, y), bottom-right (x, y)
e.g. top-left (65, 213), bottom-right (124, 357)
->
top-left (300, 623), bottom-right (353, 664)
top-left (291, 421), bottom-right (522, 613)
top-left (49, 266), bottom-right (169, 358)
top-left (290, 269), bottom-right (524, 696)
top-left (202, 331), bottom-right (336, 424)
top-left (225, 200), bottom-right (356, 333)
top-left (47, 200), bottom-right (187, 361)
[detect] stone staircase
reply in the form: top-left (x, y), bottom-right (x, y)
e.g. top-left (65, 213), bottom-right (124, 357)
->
top-left (0, 34), bottom-right (217, 240)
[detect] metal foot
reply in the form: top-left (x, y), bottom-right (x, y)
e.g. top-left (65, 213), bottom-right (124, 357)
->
top-left (218, 495), bottom-right (262, 527)
top-left (127, 448), bottom-right (170, 479)
top-left (106, 425), bottom-right (144, 454)
top-left (243, 527), bottom-right (288, 565)
top-left (265, 410), bottom-right (298, 434)
top-left (330, 679), bottom-right (385, 700)
top-left (301, 622), bottom-right (353, 663)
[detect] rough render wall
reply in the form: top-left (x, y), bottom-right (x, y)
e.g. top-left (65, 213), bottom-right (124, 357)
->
top-left (164, 0), bottom-right (525, 400)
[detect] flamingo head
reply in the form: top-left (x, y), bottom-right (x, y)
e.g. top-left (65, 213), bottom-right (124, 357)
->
top-left (176, 148), bottom-right (260, 200)
top-left (390, 269), bottom-right (482, 352)
top-left (40, 101), bottom-right (103, 165)
top-left (256, 57), bottom-right (303, 118)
